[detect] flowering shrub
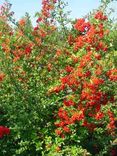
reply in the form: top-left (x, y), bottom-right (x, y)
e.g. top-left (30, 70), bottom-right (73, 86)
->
top-left (0, 0), bottom-right (117, 155)
top-left (53, 10), bottom-right (116, 134)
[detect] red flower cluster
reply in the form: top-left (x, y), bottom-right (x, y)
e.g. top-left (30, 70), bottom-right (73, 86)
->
top-left (94, 111), bottom-right (104, 120)
top-left (74, 18), bottom-right (91, 32)
top-left (63, 99), bottom-right (75, 107)
top-left (95, 11), bottom-right (107, 21)
top-left (36, 17), bottom-right (42, 23)
top-left (41, 0), bottom-right (57, 19)
top-left (107, 69), bottom-right (117, 81)
top-left (74, 19), bottom-right (108, 52)
top-left (0, 73), bottom-right (5, 82)
top-left (71, 110), bottom-right (85, 122)
top-left (25, 46), bottom-right (32, 55)
top-left (54, 107), bottom-right (71, 136)
top-left (65, 65), bottom-right (73, 73)
top-left (0, 126), bottom-right (10, 139)
top-left (107, 110), bottom-right (115, 131)
top-left (51, 11), bottom-right (116, 137)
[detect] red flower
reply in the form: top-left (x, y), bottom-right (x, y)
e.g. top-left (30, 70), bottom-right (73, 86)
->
top-left (95, 11), bottom-right (107, 21)
top-left (58, 108), bottom-right (69, 120)
top-left (71, 110), bottom-right (84, 122)
top-left (84, 71), bottom-right (91, 77)
top-left (65, 66), bottom-right (73, 73)
top-left (63, 126), bottom-right (70, 133)
top-left (61, 76), bottom-right (69, 84)
top-left (25, 46), bottom-right (32, 55)
top-left (95, 112), bottom-right (104, 120)
top-left (63, 99), bottom-right (75, 107)
top-left (74, 36), bottom-right (84, 51)
top-left (55, 129), bottom-right (62, 136)
top-left (91, 77), bottom-right (104, 85)
top-left (36, 17), bottom-right (42, 23)
top-left (3, 127), bottom-right (10, 135)
top-left (74, 18), bottom-right (91, 32)
top-left (96, 41), bottom-right (108, 52)
top-left (68, 34), bottom-right (74, 45)
top-left (107, 69), bottom-right (117, 81)
top-left (107, 110), bottom-right (115, 131)
top-left (34, 26), bottom-right (38, 31)
top-left (0, 73), bottom-right (5, 82)
top-left (95, 54), bottom-right (101, 60)
top-left (0, 126), bottom-right (10, 139)
top-left (0, 127), bottom-right (4, 138)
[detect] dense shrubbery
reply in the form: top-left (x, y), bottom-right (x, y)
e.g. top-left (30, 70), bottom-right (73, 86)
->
top-left (0, 0), bottom-right (117, 155)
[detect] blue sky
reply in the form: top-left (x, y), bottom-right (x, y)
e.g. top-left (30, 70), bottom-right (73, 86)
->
top-left (0, 0), bottom-right (117, 25)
